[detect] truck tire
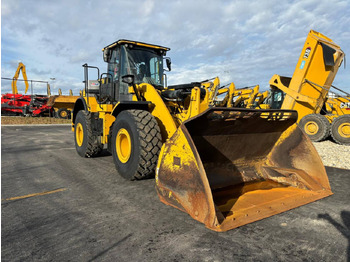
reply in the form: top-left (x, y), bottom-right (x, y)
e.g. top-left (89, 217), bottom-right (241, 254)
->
top-left (299, 114), bottom-right (330, 142)
top-left (330, 115), bottom-right (350, 145)
top-left (57, 108), bottom-right (70, 119)
top-left (111, 109), bottom-right (162, 180)
top-left (74, 110), bottom-right (103, 157)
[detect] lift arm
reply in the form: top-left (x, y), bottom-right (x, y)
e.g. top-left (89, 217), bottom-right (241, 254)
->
top-left (11, 62), bottom-right (29, 94)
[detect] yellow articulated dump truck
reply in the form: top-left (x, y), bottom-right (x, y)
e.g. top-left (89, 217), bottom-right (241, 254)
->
top-left (263, 30), bottom-right (347, 144)
top-left (47, 95), bottom-right (79, 119)
top-left (46, 88), bottom-right (80, 119)
top-left (72, 38), bottom-right (332, 232)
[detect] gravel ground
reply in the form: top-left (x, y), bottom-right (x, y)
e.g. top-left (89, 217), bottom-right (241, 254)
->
top-left (1, 116), bottom-right (70, 125)
top-left (2, 125), bottom-right (350, 262)
top-left (313, 140), bottom-right (350, 169)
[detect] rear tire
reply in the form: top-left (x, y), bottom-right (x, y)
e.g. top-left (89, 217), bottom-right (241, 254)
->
top-left (330, 115), bottom-right (350, 145)
top-left (74, 110), bottom-right (103, 157)
top-left (111, 110), bottom-right (162, 180)
top-left (299, 114), bottom-right (330, 142)
top-left (57, 108), bottom-right (70, 119)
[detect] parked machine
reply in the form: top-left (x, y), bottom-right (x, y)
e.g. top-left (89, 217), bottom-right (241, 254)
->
top-left (210, 82), bottom-right (265, 109)
top-left (324, 94), bottom-right (350, 144)
top-left (46, 84), bottom-right (80, 119)
top-left (262, 30), bottom-right (347, 144)
top-left (325, 95), bottom-right (350, 116)
top-left (47, 94), bottom-right (80, 119)
top-left (1, 93), bottom-right (51, 116)
top-left (1, 62), bottom-right (52, 116)
top-left (72, 38), bottom-right (332, 231)
top-left (11, 62), bottom-right (29, 95)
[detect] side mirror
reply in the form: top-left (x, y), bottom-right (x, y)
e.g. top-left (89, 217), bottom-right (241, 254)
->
top-left (103, 49), bottom-right (111, 62)
top-left (166, 57), bottom-right (171, 71)
top-left (122, 75), bottom-right (135, 85)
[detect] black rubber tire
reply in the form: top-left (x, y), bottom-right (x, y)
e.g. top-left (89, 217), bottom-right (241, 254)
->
top-left (299, 114), bottom-right (330, 142)
top-left (330, 115), bottom-right (350, 145)
top-left (74, 110), bottom-right (103, 157)
top-left (57, 108), bottom-right (70, 119)
top-left (111, 110), bottom-right (162, 180)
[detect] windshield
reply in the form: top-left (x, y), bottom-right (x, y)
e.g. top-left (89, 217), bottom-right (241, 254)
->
top-left (270, 89), bottom-right (285, 109)
top-left (122, 46), bottom-right (164, 88)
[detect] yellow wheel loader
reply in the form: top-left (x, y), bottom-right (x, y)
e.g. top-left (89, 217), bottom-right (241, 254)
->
top-left (263, 30), bottom-right (346, 144)
top-left (323, 90), bottom-right (350, 144)
top-left (211, 82), bottom-right (268, 109)
top-left (231, 85), bottom-right (261, 108)
top-left (72, 39), bottom-right (332, 231)
top-left (325, 95), bottom-right (350, 117)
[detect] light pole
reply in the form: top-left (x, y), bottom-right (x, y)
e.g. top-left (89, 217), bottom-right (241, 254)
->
top-left (50, 78), bottom-right (56, 95)
top-left (49, 78), bottom-right (56, 118)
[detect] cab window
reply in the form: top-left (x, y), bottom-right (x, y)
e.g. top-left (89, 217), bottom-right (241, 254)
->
top-left (108, 48), bottom-right (120, 82)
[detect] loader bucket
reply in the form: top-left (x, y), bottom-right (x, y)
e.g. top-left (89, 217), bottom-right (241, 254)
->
top-left (155, 108), bottom-right (332, 232)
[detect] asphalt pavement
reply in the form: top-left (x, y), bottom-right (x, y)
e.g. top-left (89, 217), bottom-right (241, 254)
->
top-left (1, 125), bottom-right (350, 261)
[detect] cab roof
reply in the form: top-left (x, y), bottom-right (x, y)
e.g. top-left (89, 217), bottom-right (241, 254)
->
top-left (102, 39), bottom-right (170, 52)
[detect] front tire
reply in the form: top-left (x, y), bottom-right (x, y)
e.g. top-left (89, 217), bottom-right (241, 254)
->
top-left (299, 114), bottom-right (330, 142)
top-left (331, 115), bottom-right (350, 145)
top-left (111, 110), bottom-right (162, 180)
top-left (74, 110), bottom-right (103, 157)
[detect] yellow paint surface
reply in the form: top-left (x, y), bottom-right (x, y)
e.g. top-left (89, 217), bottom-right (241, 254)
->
top-left (2, 188), bottom-right (67, 201)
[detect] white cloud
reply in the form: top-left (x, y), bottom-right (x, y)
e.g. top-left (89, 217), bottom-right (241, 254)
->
top-left (69, 50), bottom-right (93, 64)
top-left (1, 0), bottom-right (349, 96)
top-left (141, 0), bottom-right (155, 17)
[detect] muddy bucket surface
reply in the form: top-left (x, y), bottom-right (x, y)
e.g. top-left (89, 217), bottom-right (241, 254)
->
top-left (156, 108), bottom-right (332, 232)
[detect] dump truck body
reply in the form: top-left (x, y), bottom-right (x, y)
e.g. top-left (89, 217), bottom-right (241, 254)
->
top-left (265, 30), bottom-right (347, 144)
top-left (270, 30), bottom-right (344, 120)
top-left (47, 95), bottom-right (80, 119)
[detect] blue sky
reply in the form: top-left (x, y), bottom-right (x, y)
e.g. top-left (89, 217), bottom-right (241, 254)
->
top-left (1, 0), bottom-right (350, 95)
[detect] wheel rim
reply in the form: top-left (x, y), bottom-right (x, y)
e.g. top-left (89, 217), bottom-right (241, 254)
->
top-left (76, 123), bottom-right (84, 146)
top-left (60, 111), bottom-right (67, 118)
top-left (338, 123), bottom-right (350, 138)
top-left (116, 128), bottom-right (132, 163)
top-left (305, 121), bottom-right (319, 135)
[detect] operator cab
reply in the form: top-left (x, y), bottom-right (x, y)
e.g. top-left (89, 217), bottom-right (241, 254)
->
top-left (84, 40), bottom-right (170, 104)
top-left (266, 89), bottom-right (285, 109)
top-left (102, 40), bottom-right (170, 103)
top-left (266, 76), bottom-right (291, 109)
